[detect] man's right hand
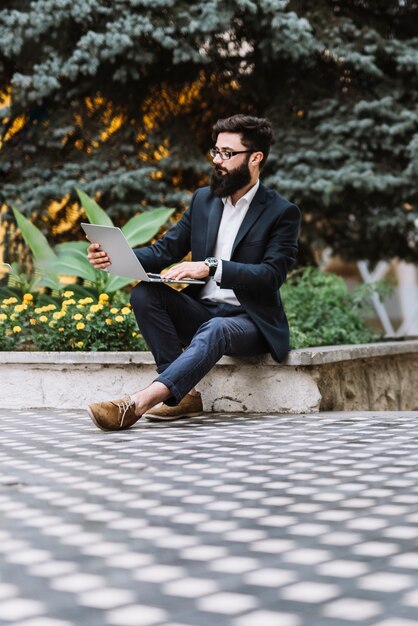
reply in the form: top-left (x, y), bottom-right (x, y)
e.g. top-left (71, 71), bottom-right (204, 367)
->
top-left (87, 242), bottom-right (111, 270)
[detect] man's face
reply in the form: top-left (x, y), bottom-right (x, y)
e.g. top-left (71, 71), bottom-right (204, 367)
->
top-left (210, 132), bottom-right (252, 198)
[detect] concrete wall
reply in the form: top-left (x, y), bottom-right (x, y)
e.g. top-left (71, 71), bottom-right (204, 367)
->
top-left (1, 340), bottom-right (417, 413)
top-left (311, 354), bottom-right (418, 411)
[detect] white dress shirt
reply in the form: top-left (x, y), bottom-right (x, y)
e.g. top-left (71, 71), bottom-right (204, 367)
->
top-left (200, 180), bottom-right (260, 306)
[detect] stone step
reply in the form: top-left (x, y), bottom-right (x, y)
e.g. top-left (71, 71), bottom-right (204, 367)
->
top-left (1, 340), bottom-right (417, 412)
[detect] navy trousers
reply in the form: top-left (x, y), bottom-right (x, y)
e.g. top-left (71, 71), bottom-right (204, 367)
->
top-left (130, 282), bottom-right (269, 405)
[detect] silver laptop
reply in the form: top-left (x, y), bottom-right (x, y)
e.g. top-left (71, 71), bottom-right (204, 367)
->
top-left (81, 223), bottom-right (205, 284)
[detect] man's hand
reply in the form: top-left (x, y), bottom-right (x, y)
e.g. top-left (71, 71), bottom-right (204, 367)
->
top-left (87, 242), bottom-right (111, 270)
top-left (162, 261), bottom-right (210, 281)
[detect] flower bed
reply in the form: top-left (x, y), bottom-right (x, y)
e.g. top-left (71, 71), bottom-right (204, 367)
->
top-left (0, 291), bottom-right (146, 352)
top-left (0, 268), bottom-right (384, 353)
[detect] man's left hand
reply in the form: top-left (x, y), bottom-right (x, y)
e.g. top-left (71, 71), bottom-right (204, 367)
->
top-left (162, 262), bottom-right (210, 281)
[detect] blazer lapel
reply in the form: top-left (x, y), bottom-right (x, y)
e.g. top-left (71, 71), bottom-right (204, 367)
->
top-left (231, 183), bottom-right (268, 256)
top-left (205, 196), bottom-right (224, 257)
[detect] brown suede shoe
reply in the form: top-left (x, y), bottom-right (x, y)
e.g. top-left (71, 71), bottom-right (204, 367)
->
top-left (87, 395), bottom-right (140, 431)
top-left (144, 392), bottom-right (203, 422)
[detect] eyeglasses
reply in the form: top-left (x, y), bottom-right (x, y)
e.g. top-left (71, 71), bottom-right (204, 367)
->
top-left (209, 148), bottom-right (253, 160)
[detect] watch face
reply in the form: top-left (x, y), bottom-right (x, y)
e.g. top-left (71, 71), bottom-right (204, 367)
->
top-left (205, 258), bottom-right (218, 276)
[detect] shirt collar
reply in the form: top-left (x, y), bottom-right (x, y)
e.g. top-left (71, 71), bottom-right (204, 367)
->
top-left (222, 179), bottom-right (260, 209)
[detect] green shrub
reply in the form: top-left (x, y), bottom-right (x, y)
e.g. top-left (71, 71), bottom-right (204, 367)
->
top-left (0, 268), bottom-right (383, 351)
top-left (282, 267), bottom-right (381, 349)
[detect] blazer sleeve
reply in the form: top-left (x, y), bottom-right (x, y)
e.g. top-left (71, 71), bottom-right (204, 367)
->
top-left (220, 203), bottom-right (301, 295)
top-left (132, 192), bottom-right (196, 273)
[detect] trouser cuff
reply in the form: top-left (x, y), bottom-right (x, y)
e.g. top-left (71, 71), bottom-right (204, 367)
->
top-left (154, 374), bottom-right (182, 406)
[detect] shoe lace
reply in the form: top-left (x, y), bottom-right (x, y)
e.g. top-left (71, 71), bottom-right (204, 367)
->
top-left (117, 396), bottom-right (135, 427)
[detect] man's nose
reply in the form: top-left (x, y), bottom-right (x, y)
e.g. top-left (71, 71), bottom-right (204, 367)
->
top-left (212, 152), bottom-right (223, 164)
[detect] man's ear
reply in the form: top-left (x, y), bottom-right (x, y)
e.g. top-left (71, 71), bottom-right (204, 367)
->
top-left (250, 151), bottom-right (264, 166)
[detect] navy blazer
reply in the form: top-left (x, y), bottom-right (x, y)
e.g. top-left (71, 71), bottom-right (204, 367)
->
top-left (134, 183), bottom-right (301, 362)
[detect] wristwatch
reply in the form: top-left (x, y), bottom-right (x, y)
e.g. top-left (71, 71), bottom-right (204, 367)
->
top-left (204, 257), bottom-right (218, 277)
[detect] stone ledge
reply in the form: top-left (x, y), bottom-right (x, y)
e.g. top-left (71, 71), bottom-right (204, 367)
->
top-left (1, 340), bottom-right (417, 413)
top-left (1, 339), bottom-right (417, 366)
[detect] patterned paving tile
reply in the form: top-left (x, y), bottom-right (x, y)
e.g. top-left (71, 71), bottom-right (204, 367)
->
top-left (0, 409), bottom-right (418, 625)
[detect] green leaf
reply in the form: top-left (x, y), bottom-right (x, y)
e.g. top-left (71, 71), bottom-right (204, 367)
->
top-left (76, 188), bottom-right (113, 226)
top-left (0, 285), bottom-right (21, 299)
top-left (67, 284), bottom-right (98, 299)
top-left (0, 263), bottom-right (12, 281)
top-left (55, 241), bottom-right (89, 254)
top-left (36, 274), bottom-right (62, 290)
top-left (122, 207), bottom-right (174, 246)
top-left (104, 274), bottom-right (135, 292)
top-left (54, 249), bottom-right (98, 281)
top-left (11, 206), bottom-right (57, 269)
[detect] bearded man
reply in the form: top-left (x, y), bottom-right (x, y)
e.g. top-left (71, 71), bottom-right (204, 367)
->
top-left (86, 114), bottom-right (301, 431)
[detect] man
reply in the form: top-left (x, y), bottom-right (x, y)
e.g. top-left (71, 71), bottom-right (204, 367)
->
top-left (87, 114), bottom-right (301, 431)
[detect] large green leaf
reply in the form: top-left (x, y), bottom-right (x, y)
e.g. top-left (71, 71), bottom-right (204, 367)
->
top-left (12, 207), bottom-right (57, 269)
top-left (122, 208), bottom-right (174, 246)
top-left (55, 241), bottom-right (89, 254)
top-left (104, 274), bottom-right (135, 292)
top-left (36, 273), bottom-right (62, 290)
top-left (76, 188), bottom-right (113, 226)
top-left (54, 249), bottom-right (98, 281)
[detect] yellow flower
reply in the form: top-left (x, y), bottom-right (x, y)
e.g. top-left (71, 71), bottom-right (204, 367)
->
top-left (35, 307), bottom-right (43, 314)
top-left (115, 315), bottom-right (124, 322)
top-left (14, 304), bottom-right (27, 313)
top-left (121, 307), bottom-right (131, 315)
top-left (105, 318), bottom-right (112, 325)
top-left (63, 290), bottom-right (74, 298)
top-left (73, 313), bottom-right (83, 321)
top-left (132, 331), bottom-right (137, 337)
top-left (89, 304), bottom-right (101, 313)
top-left (49, 321), bottom-right (56, 328)
top-left (58, 327), bottom-right (64, 332)
top-left (12, 325), bottom-right (21, 333)
top-left (76, 322), bottom-right (85, 330)
top-left (62, 299), bottom-right (76, 306)
top-left (39, 315), bottom-right (48, 323)
top-left (0, 313), bottom-right (7, 321)
top-left (23, 293), bottom-right (33, 302)
top-left (10, 313), bottom-right (18, 320)
top-left (99, 293), bottom-right (109, 302)
top-left (75, 341), bottom-right (84, 348)
top-left (110, 307), bottom-right (119, 314)
top-left (29, 318), bottom-right (37, 325)
top-left (53, 312), bottom-right (64, 320)
top-left (46, 304), bottom-right (56, 311)
top-left (7, 297), bottom-right (17, 304)
top-left (84, 297), bottom-right (94, 304)
top-left (86, 313), bottom-right (94, 320)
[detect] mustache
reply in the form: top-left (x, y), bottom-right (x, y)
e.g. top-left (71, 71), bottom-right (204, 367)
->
top-left (213, 165), bottom-right (228, 174)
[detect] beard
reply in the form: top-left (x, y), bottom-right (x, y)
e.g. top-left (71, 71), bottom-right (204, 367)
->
top-left (210, 157), bottom-right (252, 198)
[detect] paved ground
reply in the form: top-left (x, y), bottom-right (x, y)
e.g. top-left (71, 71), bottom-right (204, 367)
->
top-left (0, 409), bottom-right (418, 626)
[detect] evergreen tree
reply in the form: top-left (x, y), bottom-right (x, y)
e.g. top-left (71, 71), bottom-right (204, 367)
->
top-left (0, 0), bottom-right (417, 263)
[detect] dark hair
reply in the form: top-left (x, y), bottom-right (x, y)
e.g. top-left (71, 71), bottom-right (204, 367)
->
top-left (212, 114), bottom-right (273, 168)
